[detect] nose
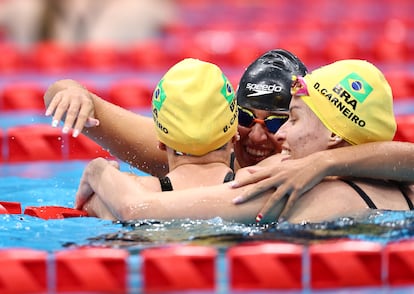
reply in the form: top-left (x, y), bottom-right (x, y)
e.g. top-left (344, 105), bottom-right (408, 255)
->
top-left (275, 125), bottom-right (287, 143)
top-left (248, 123), bottom-right (268, 142)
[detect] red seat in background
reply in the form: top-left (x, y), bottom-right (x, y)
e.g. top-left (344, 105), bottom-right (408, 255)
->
top-left (0, 82), bottom-right (45, 111)
top-left (67, 132), bottom-right (112, 160)
top-left (107, 79), bottom-right (153, 109)
top-left (0, 128), bottom-right (3, 162)
top-left (73, 43), bottom-right (124, 72)
top-left (0, 42), bottom-right (23, 73)
top-left (27, 41), bottom-right (73, 73)
top-left (124, 39), bottom-right (175, 71)
top-left (394, 115), bottom-right (414, 143)
top-left (7, 124), bottom-right (64, 162)
top-left (384, 70), bottom-right (414, 100)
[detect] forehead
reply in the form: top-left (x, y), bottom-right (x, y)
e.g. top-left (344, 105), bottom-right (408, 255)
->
top-left (289, 96), bottom-right (307, 112)
top-left (289, 96), bottom-right (323, 127)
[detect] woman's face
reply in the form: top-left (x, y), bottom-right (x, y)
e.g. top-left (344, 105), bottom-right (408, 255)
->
top-left (234, 108), bottom-right (286, 168)
top-left (276, 96), bottom-right (333, 159)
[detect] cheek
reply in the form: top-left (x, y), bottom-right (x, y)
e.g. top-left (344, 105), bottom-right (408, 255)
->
top-left (237, 126), bottom-right (250, 141)
top-left (286, 119), bottom-right (328, 157)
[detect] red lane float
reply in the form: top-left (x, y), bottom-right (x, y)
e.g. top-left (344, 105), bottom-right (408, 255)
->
top-left (0, 201), bottom-right (22, 214)
top-left (309, 240), bottom-right (383, 289)
top-left (55, 247), bottom-right (128, 293)
top-left (386, 240), bottom-right (414, 286)
top-left (24, 206), bottom-right (88, 220)
top-left (0, 249), bottom-right (48, 293)
top-left (228, 242), bottom-right (303, 290)
top-left (142, 245), bottom-right (217, 292)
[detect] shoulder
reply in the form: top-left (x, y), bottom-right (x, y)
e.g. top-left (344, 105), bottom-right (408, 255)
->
top-left (128, 174), bottom-right (163, 192)
top-left (257, 154), bottom-right (287, 167)
top-left (287, 179), bottom-right (367, 223)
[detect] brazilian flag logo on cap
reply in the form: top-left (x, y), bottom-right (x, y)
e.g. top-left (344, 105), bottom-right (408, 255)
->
top-left (153, 79), bottom-right (167, 111)
top-left (220, 73), bottom-right (235, 104)
top-left (340, 73), bottom-right (373, 103)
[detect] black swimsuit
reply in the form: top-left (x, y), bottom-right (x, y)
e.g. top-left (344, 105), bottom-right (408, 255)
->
top-left (159, 152), bottom-right (237, 192)
top-left (341, 179), bottom-right (414, 210)
top-left (159, 171), bottom-right (235, 191)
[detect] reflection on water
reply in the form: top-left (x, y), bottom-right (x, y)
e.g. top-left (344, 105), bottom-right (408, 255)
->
top-left (88, 210), bottom-right (414, 251)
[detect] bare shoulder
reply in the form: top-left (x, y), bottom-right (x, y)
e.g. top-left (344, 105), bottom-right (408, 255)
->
top-left (257, 153), bottom-right (287, 167)
top-left (287, 179), bottom-right (369, 223)
top-left (128, 173), bottom-right (162, 192)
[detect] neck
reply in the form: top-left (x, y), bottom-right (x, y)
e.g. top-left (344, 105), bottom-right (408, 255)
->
top-left (166, 145), bottom-right (233, 172)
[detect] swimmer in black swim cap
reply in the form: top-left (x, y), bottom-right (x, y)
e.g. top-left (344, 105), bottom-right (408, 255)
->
top-left (237, 49), bottom-right (307, 111)
top-left (234, 49), bottom-right (308, 168)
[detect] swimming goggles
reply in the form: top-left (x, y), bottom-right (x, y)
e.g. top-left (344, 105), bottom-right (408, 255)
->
top-left (237, 106), bottom-right (288, 133)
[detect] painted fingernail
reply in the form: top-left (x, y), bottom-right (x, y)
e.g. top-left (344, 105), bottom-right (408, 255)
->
top-left (45, 109), bottom-right (51, 116)
top-left (255, 213), bottom-right (263, 223)
top-left (232, 196), bottom-right (242, 204)
top-left (229, 181), bottom-right (238, 188)
top-left (52, 119), bottom-right (59, 127)
top-left (62, 126), bottom-right (69, 134)
top-left (72, 129), bottom-right (80, 138)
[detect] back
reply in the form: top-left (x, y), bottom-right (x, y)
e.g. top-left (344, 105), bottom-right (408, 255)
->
top-left (287, 178), bottom-right (414, 223)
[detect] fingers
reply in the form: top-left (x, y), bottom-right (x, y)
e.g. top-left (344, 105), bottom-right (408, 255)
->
top-left (85, 117), bottom-right (100, 128)
top-left (75, 181), bottom-right (94, 209)
top-left (108, 160), bottom-right (120, 169)
top-left (47, 89), bottom-right (97, 137)
top-left (62, 98), bottom-right (83, 134)
top-left (245, 166), bottom-right (264, 174)
top-left (255, 186), bottom-right (293, 223)
top-left (232, 177), bottom-right (278, 204)
top-left (231, 169), bottom-right (269, 188)
top-left (278, 191), bottom-right (299, 221)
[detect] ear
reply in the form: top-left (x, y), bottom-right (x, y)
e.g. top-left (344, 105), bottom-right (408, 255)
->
top-left (328, 133), bottom-right (343, 147)
top-left (157, 142), bottom-right (167, 151)
top-left (232, 132), bottom-right (240, 143)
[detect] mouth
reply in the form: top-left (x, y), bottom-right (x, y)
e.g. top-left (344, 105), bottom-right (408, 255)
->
top-left (280, 148), bottom-right (290, 156)
top-left (245, 146), bottom-right (273, 160)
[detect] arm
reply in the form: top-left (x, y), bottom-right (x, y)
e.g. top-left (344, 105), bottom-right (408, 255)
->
top-left (44, 79), bottom-right (168, 176)
top-left (76, 158), bottom-right (284, 224)
top-left (232, 141), bottom-right (414, 221)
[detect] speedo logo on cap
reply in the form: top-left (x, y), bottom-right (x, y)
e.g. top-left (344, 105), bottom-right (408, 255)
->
top-left (338, 73), bottom-right (373, 103)
top-left (245, 83), bottom-right (282, 97)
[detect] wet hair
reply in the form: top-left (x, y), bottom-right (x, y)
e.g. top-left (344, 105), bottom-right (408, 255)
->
top-left (236, 49), bottom-right (307, 111)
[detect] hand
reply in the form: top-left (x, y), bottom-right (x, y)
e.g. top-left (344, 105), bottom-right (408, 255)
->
top-left (232, 154), bottom-right (328, 222)
top-left (45, 86), bottom-right (99, 137)
top-left (82, 193), bottom-right (117, 220)
top-left (74, 173), bottom-right (94, 210)
top-left (74, 158), bottom-right (110, 209)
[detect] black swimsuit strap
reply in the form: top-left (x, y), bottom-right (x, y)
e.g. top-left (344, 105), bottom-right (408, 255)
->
top-left (159, 176), bottom-right (173, 192)
top-left (340, 179), bottom-right (378, 209)
top-left (229, 151), bottom-right (235, 172)
top-left (159, 171), bottom-right (235, 192)
top-left (391, 180), bottom-right (414, 210)
top-left (223, 171), bottom-right (235, 183)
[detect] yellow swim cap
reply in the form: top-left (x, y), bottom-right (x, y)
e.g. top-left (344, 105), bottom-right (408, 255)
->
top-left (152, 58), bottom-right (237, 156)
top-left (300, 59), bottom-right (396, 145)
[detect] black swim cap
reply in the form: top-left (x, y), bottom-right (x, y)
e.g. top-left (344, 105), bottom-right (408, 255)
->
top-left (236, 49), bottom-right (307, 111)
